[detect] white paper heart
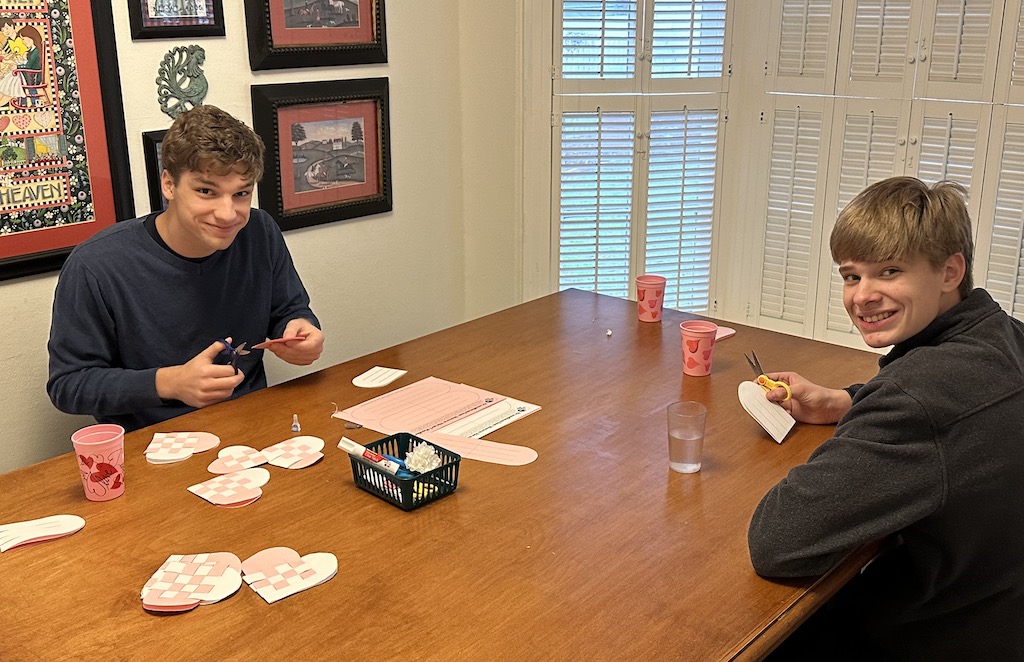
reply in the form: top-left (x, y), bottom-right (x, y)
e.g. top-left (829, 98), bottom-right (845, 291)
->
top-left (207, 445), bottom-right (269, 474)
top-left (145, 432), bottom-right (221, 464)
top-left (141, 552), bottom-right (242, 613)
top-left (241, 547), bottom-right (337, 604)
top-left (261, 436), bottom-right (325, 469)
top-left (187, 468), bottom-right (270, 507)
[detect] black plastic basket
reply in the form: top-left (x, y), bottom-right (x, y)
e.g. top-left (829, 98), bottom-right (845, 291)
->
top-left (347, 433), bottom-right (461, 511)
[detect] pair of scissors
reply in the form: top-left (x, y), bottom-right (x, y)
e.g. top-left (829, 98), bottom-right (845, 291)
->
top-left (218, 339), bottom-right (250, 375)
top-left (744, 350), bottom-right (792, 401)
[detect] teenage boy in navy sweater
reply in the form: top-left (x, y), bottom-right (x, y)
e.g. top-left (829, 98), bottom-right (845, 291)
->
top-left (48, 105), bottom-right (324, 431)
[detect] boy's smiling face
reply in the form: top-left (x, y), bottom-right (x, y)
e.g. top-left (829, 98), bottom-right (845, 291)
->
top-left (839, 254), bottom-right (966, 348)
top-left (157, 167), bottom-right (255, 258)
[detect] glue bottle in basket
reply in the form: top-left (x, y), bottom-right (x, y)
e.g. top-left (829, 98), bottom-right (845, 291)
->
top-left (338, 437), bottom-right (402, 475)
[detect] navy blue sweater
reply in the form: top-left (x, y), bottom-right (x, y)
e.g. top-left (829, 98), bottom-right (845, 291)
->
top-left (47, 209), bottom-right (319, 431)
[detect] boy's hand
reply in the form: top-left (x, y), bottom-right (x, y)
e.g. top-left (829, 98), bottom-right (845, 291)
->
top-left (155, 339), bottom-right (245, 408)
top-left (267, 319), bottom-right (324, 366)
top-left (763, 371), bottom-right (852, 425)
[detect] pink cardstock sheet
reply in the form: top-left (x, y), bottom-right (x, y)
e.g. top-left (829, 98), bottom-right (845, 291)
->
top-left (336, 376), bottom-right (506, 435)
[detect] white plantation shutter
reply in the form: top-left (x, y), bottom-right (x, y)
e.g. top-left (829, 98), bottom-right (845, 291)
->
top-left (561, 0), bottom-right (639, 79)
top-left (558, 111), bottom-right (637, 296)
top-left (760, 105), bottom-right (824, 326)
top-left (981, 122), bottom-right (1024, 315)
top-left (649, 0), bottom-right (727, 78)
top-left (554, 0), bottom-right (728, 307)
top-left (769, 0), bottom-right (838, 94)
top-left (643, 106), bottom-right (719, 311)
top-left (837, 0), bottom-right (916, 98)
top-left (919, 0), bottom-right (999, 101)
top-left (916, 111), bottom-right (979, 184)
top-left (1000, 1), bottom-right (1024, 103)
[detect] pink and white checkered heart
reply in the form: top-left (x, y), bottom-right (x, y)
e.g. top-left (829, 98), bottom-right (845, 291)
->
top-left (145, 432), bottom-right (220, 464)
top-left (241, 547), bottom-right (338, 604)
top-left (140, 552), bottom-right (242, 613)
top-left (261, 435), bottom-right (325, 469)
top-left (207, 445), bottom-right (270, 474)
top-left (187, 468), bottom-right (270, 507)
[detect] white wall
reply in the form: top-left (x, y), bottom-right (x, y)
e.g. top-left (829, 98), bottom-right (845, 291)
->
top-left (1, 1), bottom-right (525, 473)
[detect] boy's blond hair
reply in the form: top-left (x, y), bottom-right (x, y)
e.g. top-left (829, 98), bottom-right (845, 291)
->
top-left (830, 176), bottom-right (974, 298)
top-left (161, 105), bottom-right (265, 183)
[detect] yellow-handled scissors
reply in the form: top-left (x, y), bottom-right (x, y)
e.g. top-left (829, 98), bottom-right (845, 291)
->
top-left (744, 350), bottom-right (792, 401)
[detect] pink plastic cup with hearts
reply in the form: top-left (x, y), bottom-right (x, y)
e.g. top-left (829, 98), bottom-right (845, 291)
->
top-left (72, 424), bottom-right (125, 502)
top-left (680, 320), bottom-right (719, 376)
top-left (635, 274), bottom-right (667, 322)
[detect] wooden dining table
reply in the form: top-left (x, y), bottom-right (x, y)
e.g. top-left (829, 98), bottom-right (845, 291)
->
top-left (2, 289), bottom-right (881, 661)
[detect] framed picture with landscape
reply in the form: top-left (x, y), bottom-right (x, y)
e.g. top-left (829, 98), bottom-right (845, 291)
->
top-left (244, 0), bottom-right (386, 70)
top-left (250, 77), bottom-right (392, 231)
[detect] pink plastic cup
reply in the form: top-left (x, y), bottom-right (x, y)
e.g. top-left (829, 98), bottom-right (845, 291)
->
top-left (680, 320), bottom-right (719, 376)
top-left (636, 274), bottom-right (667, 322)
top-left (71, 424), bottom-right (125, 502)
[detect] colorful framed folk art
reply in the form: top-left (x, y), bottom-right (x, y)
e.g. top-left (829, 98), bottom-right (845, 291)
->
top-left (0, 0), bottom-right (134, 281)
top-left (244, 0), bottom-right (386, 71)
top-left (250, 77), bottom-right (392, 231)
top-left (128, 0), bottom-right (226, 40)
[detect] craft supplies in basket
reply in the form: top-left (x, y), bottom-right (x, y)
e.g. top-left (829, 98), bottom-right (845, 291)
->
top-left (347, 433), bottom-right (461, 511)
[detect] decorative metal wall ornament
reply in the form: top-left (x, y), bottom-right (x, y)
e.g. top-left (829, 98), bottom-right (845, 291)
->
top-left (156, 45), bottom-right (208, 119)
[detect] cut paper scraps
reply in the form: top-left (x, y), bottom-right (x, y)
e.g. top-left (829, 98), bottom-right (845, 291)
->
top-left (241, 547), bottom-right (338, 604)
top-left (0, 515), bottom-right (86, 552)
top-left (262, 436), bottom-right (325, 469)
top-left (738, 380), bottom-right (796, 444)
top-left (352, 366), bottom-right (407, 388)
top-left (205, 436), bottom-right (325, 474)
top-left (188, 468), bottom-right (270, 507)
top-left (141, 552), bottom-right (242, 613)
top-left (145, 432), bottom-right (220, 464)
top-left (334, 376), bottom-right (540, 465)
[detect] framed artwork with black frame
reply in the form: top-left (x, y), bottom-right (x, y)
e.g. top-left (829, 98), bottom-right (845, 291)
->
top-left (0, 0), bottom-right (134, 282)
top-left (244, 0), bottom-right (386, 70)
top-left (142, 130), bottom-right (168, 212)
top-left (128, 0), bottom-right (226, 39)
top-left (250, 77), bottom-right (392, 231)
